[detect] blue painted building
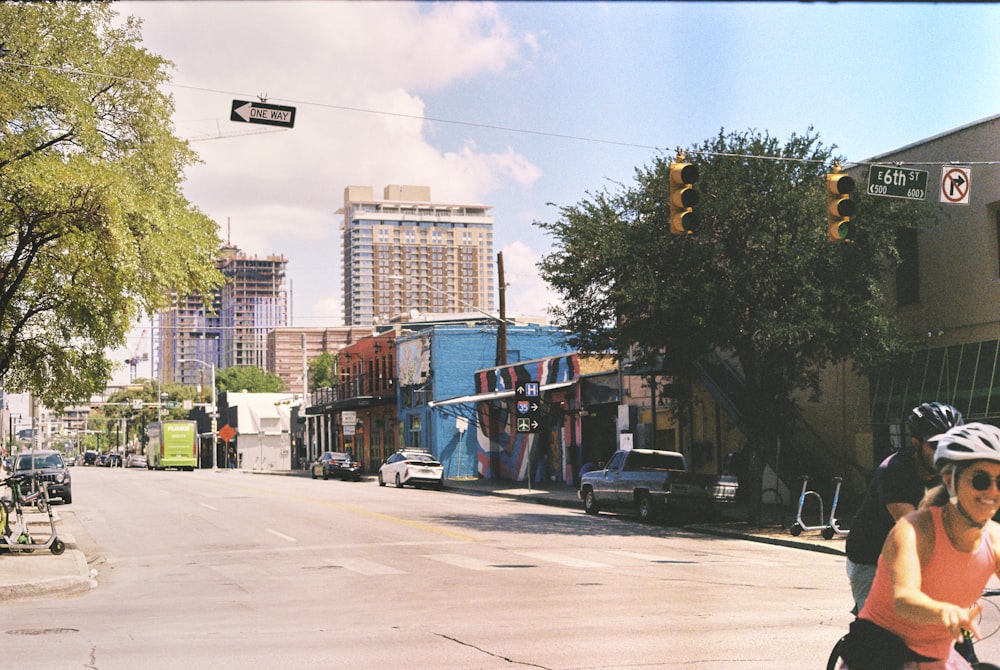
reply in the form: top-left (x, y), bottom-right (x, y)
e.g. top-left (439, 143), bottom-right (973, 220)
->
top-left (396, 322), bottom-right (571, 479)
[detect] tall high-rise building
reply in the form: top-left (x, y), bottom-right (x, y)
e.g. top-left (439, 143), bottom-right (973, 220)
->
top-left (341, 185), bottom-right (495, 326)
top-left (159, 244), bottom-right (288, 385)
top-left (218, 246), bottom-right (288, 370)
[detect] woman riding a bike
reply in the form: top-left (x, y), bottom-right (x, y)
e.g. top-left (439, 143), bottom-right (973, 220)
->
top-left (839, 422), bottom-right (1000, 670)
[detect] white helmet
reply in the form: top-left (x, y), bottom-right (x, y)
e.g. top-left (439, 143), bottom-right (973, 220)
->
top-left (932, 422), bottom-right (1000, 470)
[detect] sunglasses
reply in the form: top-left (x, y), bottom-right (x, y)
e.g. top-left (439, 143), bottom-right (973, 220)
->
top-left (969, 472), bottom-right (1000, 492)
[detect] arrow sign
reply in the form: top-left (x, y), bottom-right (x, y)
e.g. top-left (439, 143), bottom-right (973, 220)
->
top-left (230, 99), bottom-right (296, 128)
top-left (515, 379), bottom-right (542, 433)
top-left (940, 166), bottom-right (971, 205)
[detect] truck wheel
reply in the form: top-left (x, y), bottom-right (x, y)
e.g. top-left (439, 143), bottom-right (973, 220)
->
top-left (637, 494), bottom-right (656, 523)
top-left (583, 489), bottom-right (600, 515)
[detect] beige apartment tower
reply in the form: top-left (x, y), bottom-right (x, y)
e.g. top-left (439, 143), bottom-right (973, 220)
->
top-left (341, 185), bottom-right (495, 326)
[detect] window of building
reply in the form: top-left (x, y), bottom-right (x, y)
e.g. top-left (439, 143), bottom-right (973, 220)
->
top-left (995, 207), bottom-right (1000, 277)
top-left (895, 228), bottom-right (920, 306)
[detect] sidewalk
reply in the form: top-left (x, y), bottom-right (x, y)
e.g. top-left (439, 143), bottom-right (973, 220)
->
top-left (441, 476), bottom-right (848, 556)
top-left (0, 472), bottom-right (845, 603)
top-left (0, 508), bottom-right (94, 602)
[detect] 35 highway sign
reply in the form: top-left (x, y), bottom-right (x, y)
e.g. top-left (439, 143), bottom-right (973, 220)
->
top-left (230, 100), bottom-right (296, 128)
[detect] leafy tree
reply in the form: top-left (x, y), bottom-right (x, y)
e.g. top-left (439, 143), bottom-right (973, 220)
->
top-left (216, 366), bottom-right (286, 394)
top-left (0, 3), bottom-right (223, 408)
top-left (538, 128), bottom-right (930, 523)
top-left (308, 352), bottom-right (338, 390)
top-left (98, 378), bottom-right (199, 449)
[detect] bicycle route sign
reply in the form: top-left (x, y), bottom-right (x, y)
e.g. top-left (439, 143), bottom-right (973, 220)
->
top-left (867, 165), bottom-right (928, 201)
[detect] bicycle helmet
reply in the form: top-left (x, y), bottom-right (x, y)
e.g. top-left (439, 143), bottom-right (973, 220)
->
top-left (905, 402), bottom-right (964, 446)
top-left (932, 422), bottom-right (1000, 470)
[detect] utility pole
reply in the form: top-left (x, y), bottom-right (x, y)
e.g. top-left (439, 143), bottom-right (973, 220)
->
top-left (495, 251), bottom-right (507, 367)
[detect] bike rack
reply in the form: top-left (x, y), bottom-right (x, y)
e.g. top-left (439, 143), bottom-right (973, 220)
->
top-left (790, 475), bottom-right (826, 536)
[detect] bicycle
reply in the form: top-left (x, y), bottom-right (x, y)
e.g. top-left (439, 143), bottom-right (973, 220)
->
top-left (0, 472), bottom-right (65, 555)
top-left (826, 587), bottom-right (1000, 670)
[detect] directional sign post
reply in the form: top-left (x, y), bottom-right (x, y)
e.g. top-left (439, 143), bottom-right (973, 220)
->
top-left (230, 99), bottom-right (296, 128)
top-left (515, 381), bottom-right (541, 434)
top-left (867, 165), bottom-right (928, 201)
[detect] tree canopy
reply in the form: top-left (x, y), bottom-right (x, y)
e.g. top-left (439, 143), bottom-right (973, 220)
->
top-left (0, 3), bottom-right (223, 407)
top-left (308, 351), bottom-right (337, 390)
top-left (538, 127), bottom-right (931, 520)
top-left (216, 366), bottom-right (286, 394)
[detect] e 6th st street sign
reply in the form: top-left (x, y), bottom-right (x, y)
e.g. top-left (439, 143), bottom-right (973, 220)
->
top-left (230, 100), bottom-right (296, 128)
top-left (866, 165), bottom-right (928, 201)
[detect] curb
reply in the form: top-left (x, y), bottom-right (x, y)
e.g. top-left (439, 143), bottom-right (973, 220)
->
top-left (445, 483), bottom-right (846, 555)
top-left (0, 548), bottom-right (92, 602)
top-left (686, 524), bottom-right (847, 556)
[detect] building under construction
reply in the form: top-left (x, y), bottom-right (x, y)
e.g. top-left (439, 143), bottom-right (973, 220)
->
top-left (159, 245), bottom-right (288, 386)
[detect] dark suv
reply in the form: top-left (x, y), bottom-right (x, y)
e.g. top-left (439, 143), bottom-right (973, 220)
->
top-left (310, 451), bottom-right (364, 481)
top-left (13, 450), bottom-right (72, 504)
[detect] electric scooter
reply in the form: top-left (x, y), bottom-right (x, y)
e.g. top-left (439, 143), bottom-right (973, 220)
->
top-left (822, 476), bottom-right (849, 540)
top-left (790, 475), bottom-right (827, 536)
top-left (0, 472), bottom-right (66, 555)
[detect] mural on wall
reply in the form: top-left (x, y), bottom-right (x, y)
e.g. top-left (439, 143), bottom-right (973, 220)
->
top-left (397, 333), bottom-right (431, 387)
top-left (474, 354), bottom-right (581, 482)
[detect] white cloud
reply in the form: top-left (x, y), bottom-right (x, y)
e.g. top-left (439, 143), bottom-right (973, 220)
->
top-left (117, 1), bottom-right (549, 328)
top-left (499, 240), bottom-right (562, 321)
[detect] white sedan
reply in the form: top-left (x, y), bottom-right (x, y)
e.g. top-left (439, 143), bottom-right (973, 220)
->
top-left (378, 450), bottom-right (445, 490)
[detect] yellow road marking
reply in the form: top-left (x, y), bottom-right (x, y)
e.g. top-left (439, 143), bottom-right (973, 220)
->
top-left (210, 477), bottom-right (478, 542)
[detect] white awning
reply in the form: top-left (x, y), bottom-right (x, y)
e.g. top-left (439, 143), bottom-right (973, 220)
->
top-left (428, 380), bottom-right (575, 408)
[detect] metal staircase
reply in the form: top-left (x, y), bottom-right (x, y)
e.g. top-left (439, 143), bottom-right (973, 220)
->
top-left (692, 352), bottom-right (842, 496)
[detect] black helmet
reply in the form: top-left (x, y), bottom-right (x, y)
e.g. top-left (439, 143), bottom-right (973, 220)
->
top-left (906, 402), bottom-right (964, 445)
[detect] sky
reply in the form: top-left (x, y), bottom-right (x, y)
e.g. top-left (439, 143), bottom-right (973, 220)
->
top-left (97, 0), bottom-right (1000, 387)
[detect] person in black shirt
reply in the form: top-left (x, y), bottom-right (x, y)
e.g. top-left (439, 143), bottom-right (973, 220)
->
top-left (845, 402), bottom-right (963, 613)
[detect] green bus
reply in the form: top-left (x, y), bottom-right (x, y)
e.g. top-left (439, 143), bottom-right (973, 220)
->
top-left (146, 420), bottom-right (198, 471)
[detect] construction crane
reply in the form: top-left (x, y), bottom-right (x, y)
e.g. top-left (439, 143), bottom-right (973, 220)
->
top-left (125, 329), bottom-right (149, 381)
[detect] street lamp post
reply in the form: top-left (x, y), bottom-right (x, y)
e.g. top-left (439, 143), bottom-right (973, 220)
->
top-left (179, 358), bottom-right (217, 470)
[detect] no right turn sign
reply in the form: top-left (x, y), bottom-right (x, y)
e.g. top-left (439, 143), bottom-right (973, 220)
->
top-left (940, 166), bottom-right (971, 205)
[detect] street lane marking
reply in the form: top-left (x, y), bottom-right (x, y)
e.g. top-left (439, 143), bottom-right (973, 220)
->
top-left (608, 550), bottom-right (696, 564)
top-left (266, 528), bottom-right (297, 543)
top-left (425, 554), bottom-right (499, 571)
top-left (513, 550), bottom-right (610, 569)
top-left (328, 558), bottom-right (404, 575)
top-left (209, 479), bottom-right (478, 542)
top-left (200, 503), bottom-right (218, 511)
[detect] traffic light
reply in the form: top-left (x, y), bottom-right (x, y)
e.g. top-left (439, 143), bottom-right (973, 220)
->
top-left (826, 172), bottom-right (856, 242)
top-left (669, 162), bottom-right (699, 235)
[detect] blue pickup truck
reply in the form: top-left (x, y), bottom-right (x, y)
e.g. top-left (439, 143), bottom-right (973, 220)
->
top-left (579, 448), bottom-right (738, 522)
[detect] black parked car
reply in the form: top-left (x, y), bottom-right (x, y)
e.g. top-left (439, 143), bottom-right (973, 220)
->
top-left (12, 450), bottom-right (72, 504)
top-left (310, 451), bottom-right (363, 481)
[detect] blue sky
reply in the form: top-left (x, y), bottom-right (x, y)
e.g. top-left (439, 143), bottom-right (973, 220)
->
top-left (103, 0), bottom-right (1000, 383)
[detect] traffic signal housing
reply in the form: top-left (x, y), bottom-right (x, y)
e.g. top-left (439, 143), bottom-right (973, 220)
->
top-left (826, 172), bottom-right (856, 242)
top-left (669, 162), bottom-right (699, 235)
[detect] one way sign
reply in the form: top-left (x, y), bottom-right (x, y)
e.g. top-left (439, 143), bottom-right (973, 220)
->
top-left (230, 100), bottom-right (296, 128)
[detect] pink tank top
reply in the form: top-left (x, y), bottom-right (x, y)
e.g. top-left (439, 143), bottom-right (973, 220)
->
top-left (860, 505), bottom-right (996, 659)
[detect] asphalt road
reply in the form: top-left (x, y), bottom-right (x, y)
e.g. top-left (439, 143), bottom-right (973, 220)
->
top-left (4, 467), bottom-right (996, 669)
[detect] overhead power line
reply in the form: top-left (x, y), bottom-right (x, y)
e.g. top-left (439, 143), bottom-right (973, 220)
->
top-left (7, 59), bottom-right (1000, 168)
